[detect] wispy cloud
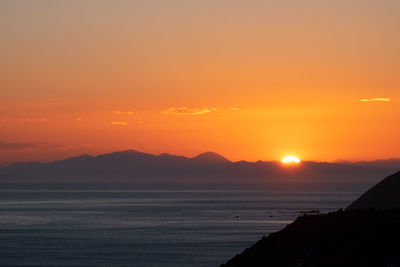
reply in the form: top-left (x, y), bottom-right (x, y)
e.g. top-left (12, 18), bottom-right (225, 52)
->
top-left (113, 110), bottom-right (134, 115)
top-left (228, 107), bottom-right (239, 111)
top-left (0, 141), bottom-right (37, 150)
top-left (0, 118), bottom-right (47, 123)
top-left (0, 140), bottom-right (70, 151)
top-left (163, 107), bottom-right (215, 115)
top-left (360, 98), bottom-right (391, 102)
top-left (112, 121), bottom-right (128, 126)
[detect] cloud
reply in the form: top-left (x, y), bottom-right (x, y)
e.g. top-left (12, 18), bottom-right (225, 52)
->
top-left (0, 141), bottom-right (70, 151)
top-left (360, 98), bottom-right (391, 102)
top-left (0, 141), bottom-right (37, 150)
top-left (163, 107), bottom-right (215, 115)
top-left (113, 110), bottom-right (134, 115)
top-left (112, 121), bottom-right (128, 126)
top-left (228, 107), bottom-right (239, 111)
top-left (0, 118), bottom-right (47, 123)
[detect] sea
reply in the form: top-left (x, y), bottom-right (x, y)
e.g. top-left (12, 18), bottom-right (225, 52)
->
top-left (0, 181), bottom-right (374, 267)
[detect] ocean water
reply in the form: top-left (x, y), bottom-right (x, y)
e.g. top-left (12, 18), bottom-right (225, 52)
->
top-left (0, 182), bottom-right (372, 267)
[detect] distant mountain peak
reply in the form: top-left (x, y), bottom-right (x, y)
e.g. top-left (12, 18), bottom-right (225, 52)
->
top-left (192, 151), bottom-right (231, 163)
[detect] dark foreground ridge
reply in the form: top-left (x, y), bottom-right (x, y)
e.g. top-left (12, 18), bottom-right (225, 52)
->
top-left (222, 171), bottom-right (400, 267)
top-left (222, 209), bottom-right (400, 267)
top-left (348, 171), bottom-right (400, 210)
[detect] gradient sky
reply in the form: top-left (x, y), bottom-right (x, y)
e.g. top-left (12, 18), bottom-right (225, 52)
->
top-left (1, 0), bottom-right (399, 166)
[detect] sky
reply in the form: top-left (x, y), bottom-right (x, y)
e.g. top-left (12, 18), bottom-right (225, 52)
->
top-left (0, 0), bottom-right (399, 166)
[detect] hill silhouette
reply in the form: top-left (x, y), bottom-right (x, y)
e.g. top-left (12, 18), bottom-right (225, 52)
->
top-left (222, 170), bottom-right (400, 267)
top-left (348, 171), bottom-right (400, 210)
top-left (222, 209), bottom-right (400, 267)
top-left (0, 149), bottom-right (399, 183)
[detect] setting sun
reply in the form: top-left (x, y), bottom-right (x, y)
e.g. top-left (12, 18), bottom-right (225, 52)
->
top-left (281, 156), bottom-right (301, 164)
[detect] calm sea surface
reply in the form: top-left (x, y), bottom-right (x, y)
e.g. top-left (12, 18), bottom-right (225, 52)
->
top-left (0, 182), bottom-right (373, 266)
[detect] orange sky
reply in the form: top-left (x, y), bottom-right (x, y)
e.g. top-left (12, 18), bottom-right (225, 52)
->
top-left (1, 0), bottom-right (399, 166)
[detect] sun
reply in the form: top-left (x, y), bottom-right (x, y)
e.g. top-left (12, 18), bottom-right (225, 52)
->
top-left (281, 156), bottom-right (301, 164)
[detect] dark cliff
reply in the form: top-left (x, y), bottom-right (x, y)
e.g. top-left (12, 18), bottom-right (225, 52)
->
top-left (222, 209), bottom-right (400, 267)
top-left (348, 171), bottom-right (400, 210)
top-left (222, 170), bottom-right (400, 267)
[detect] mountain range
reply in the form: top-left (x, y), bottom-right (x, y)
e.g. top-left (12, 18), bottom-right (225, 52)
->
top-left (1, 149), bottom-right (399, 183)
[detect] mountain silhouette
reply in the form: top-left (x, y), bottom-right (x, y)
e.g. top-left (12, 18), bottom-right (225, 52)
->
top-left (191, 151), bottom-right (231, 164)
top-left (0, 149), bottom-right (399, 183)
top-left (0, 150), bottom-right (231, 182)
top-left (347, 171), bottom-right (400, 210)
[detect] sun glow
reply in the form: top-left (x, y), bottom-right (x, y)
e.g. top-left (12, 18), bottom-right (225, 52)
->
top-left (281, 156), bottom-right (301, 164)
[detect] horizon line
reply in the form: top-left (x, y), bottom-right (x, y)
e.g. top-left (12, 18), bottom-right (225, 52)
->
top-left (2, 148), bottom-right (400, 168)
